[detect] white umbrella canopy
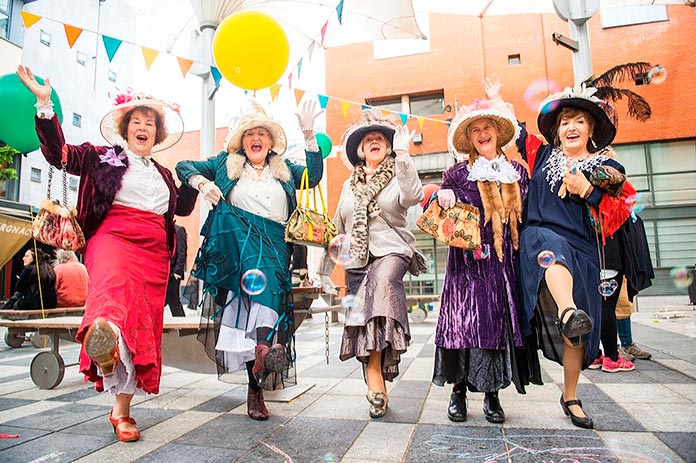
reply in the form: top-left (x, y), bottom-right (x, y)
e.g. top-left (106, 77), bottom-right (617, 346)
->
top-left (125, 0), bottom-right (425, 72)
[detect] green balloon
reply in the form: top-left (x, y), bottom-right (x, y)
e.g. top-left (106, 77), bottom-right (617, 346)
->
top-left (0, 73), bottom-right (63, 153)
top-left (316, 132), bottom-right (333, 159)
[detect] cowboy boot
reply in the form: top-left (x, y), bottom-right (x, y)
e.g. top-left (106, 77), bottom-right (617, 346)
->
top-left (247, 386), bottom-right (269, 420)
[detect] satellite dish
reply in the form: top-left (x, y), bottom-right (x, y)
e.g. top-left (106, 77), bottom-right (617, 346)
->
top-left (552, 0), bottom-right (599, 25)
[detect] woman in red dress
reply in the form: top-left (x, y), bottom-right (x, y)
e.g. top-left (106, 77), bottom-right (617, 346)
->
top-left (17, 66), bottom-right (197, 442)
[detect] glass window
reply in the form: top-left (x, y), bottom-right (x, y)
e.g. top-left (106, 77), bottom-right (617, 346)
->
top-left (72, 113), bottom-right (82, 127)
top-left (410, 93), bottom-right (444, 117)
top-left (0, 0), bottom-right (9, 40)
top-left (39, 30), bottom-right (51, 46)
top-left (615, 143), bottom-right (649, 192)
top-left (30, 168), bottom-right (41, 183)
top-left (76, 51), bottom-right (88, 66)
top-left (370, 97), bottom-right (402, 114)
top-left (69, 177), bottom-right (79, 191)
top-left (508, 54), bottom-right (521, 65)
top-left (108, 70), bottom-right (117, 82)
top-left (654, 218), bottom-right (696, 268)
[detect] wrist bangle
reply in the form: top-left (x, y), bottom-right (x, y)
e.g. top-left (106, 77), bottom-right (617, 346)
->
top-left (301, 127), bottom-right (313, 132)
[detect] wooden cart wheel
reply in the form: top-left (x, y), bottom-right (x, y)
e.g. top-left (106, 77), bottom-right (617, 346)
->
top-left (31, 333), bottom-right (51, 349)
top-left (409, 306), bottom-right (427, 324)
top-left (4, 329), bottom-right (25, 348)
top-left (30, 351), bottom-right (65, 389)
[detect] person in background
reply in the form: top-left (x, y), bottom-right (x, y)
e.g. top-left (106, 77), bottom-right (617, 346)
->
top-left (176, 100), bottom-right (324, 421)
top-left (432, 79), bottom-right (539, 424)
top-left (2, 248), bottom-right (57, 311)
top-left (688, 263), bottom-right (696, 306)
top-left (165, 224), bottom-right (187, 317)
top-left (53, 250), bottom-right (89, 307)
top-left (319, 110), bottom-right (423, 419)
top-left (17, 65), bottom-right (197, 442)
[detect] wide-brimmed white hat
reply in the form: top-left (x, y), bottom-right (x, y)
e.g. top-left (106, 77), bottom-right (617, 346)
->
top-left (99, 90), bottom-right (183, 153)
top-left (448, 98), bottom-right (519, 157)
top-left (224, 101), bottom-right (287, 155)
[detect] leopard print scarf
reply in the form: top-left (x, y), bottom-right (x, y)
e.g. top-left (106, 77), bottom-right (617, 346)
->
top-left (349, 156), bottom-right (395, 260)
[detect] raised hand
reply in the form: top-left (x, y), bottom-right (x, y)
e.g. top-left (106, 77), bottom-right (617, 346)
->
top-left (392, 124), bottom-right (415, 153)
top-left (320, 275), bottom-right (338, 296)
top-left (17, 65), bottom-right (52, 103)
top-left (482, 76), bottom-right (502, 101)
top-left (295, 100), bottom-right (324, 133)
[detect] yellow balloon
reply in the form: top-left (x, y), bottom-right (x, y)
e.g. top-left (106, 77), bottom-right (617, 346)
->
top-left (213, 11), bottom-right (290, 91)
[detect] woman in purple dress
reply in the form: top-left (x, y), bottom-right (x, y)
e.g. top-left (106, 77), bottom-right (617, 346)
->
top-left (432, 83), bottom-right (538, 424)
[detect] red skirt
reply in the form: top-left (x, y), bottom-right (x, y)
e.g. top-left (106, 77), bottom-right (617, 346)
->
top-left (76, 205), bottom-right (169, 394)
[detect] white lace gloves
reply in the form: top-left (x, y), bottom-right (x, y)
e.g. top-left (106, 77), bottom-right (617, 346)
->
top-left (437, 188), bottom-right (456, 209)
top-left (295, 100), bottom-right (324, 135)
top-left (483, 76), bottom-right (503, 101)
top-left (189, 176), bottom-right (223, 206)
top-left (392, 125), bottom-right (415, 153)
top-left (320, 275), bottom-right (338, 295)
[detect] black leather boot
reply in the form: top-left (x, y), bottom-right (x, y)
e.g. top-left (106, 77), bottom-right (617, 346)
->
top-left (483, 391), bottom-right (505, 423)
top-left (447, 389), bottom-right (467, 422)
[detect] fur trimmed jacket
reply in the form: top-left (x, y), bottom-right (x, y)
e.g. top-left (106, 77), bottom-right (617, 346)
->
top-left (35, 115), bottom-right (198, 255)
top-left (175, 149), bottom-right (323, 219)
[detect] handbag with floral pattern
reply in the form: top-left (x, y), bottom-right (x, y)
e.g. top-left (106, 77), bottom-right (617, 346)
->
top-left (416, 200), bottom-right (481, 249)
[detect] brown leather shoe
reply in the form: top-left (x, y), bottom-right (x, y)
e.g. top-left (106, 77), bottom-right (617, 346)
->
top-left (252, 344), bottom-right (289, 383)
top-left (84, 318), bottom-right (119, 377)
top-left (247, 387), bottom-right (269, 420)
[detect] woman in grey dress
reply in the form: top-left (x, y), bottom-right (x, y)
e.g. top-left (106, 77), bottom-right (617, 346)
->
top-left (319, 110), bottom-right (423, 418)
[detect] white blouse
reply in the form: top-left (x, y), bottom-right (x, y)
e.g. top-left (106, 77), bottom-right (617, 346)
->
top-left (227, 163), bottom-right (288, 223)
top-left (112, 149), bottom-right (170, 215)
top-left (467, 155), bottom-right (521, 184)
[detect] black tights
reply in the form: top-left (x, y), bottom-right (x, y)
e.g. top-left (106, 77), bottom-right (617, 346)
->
top-left (600, 272), bottom-right (624, 361)
top-left (246, 361), bottom-right (260, 391)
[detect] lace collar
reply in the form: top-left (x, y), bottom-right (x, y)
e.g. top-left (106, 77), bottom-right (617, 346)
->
top-left (125, 148), bottom-right (154, 167)
top-left (241, 161), bottom-right (274, 182)
top-left (467, 155), bottom-right (520, 183)
top-left (542, 147), bottom-right (608, 192)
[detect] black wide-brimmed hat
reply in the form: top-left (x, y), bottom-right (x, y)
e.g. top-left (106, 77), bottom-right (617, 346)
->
top-left (342, 110), bottom-right (397, 167)
top-left (537, 84), bottom-right (616, 151)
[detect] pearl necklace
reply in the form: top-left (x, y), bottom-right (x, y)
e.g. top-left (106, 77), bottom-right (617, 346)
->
top-left (247, 160), bottom-right (266, 171)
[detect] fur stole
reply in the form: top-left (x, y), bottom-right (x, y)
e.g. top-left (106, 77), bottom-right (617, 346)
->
top-left (348, 156), bottom-right (395, 260)
top-left (225, 151), bottom-right (291, 183)
top-left (473, 154), bottom-right (522, 262)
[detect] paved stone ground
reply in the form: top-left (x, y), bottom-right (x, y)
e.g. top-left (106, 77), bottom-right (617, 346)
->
top-left (0, 296), bottom-right (694, 463)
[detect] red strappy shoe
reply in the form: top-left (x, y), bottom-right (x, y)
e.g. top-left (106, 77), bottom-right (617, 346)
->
top-left (109, 413), bottom-right (140, 442)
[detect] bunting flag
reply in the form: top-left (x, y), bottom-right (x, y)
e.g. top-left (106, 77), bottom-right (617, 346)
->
top-left (318, 94), bottom-right (329, 109)
top-left (63, 24), bottom-right (83, 48)
top-left (287, 72), bottom-right (293, 89)
top-left (210, 67), bottom-right (222, 87)
top-left (434, 120), bottom-right (441, 129)
top-left (294, 89), bottom-right (305, 106)
top-left (102, 35), bottom-right (122, 62)
top-left (177, 56), bottom-right (193, 78)
top-left (360, 104), bottom-right (370, 111)
top-left (20, 11), bottom-right (41, 29)
top-left (320, 21), bottom-right (328, 46)
top-left (270, 83), bottom-right (281, 101)
top-left (336, 0), bottom-right (345, 25)
top-left (141, 47), bottom-right (159, 70)
top-left (340, 100), bottom-right (350, 117)
top-left (297, 58), bottom-right (303, 79)
top-left (399, 113), bottom-right (409, 125)
top-left (417, 117), bottom-right (425, 131)
top-left (381, 109), bottom-right (391, 116)
top-left (307, 41), bottom-right (315, 61)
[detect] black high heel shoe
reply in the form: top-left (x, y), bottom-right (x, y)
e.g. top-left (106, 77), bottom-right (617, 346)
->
top-left (560, 394), bottom-right (593, 429)
top-left (557, 307), bottom-right (592, 345)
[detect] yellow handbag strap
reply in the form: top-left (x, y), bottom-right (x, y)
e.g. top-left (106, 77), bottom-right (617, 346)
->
top-left (298, 169), bottom-right (311, 209)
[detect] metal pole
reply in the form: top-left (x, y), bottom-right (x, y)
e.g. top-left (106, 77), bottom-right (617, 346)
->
top-left (199, 25), bottom-right (216, 162)
top-left (569, 20), bottom-right (592, 85)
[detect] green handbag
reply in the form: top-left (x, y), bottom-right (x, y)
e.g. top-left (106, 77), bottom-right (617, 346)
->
top-left (284, 169), bottom-right (337, 248)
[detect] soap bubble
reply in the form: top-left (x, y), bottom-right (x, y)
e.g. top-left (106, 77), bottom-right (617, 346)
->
top-left (328, 234), bottom-right (354, 265)
top-left (598, 279), bottom-right (618, 297)
top-left (241, 269), bottom-right (266, 295)
top-left (537, 250), bottom-right (556, 268)
top-left (324, 453), bottom-right (336, 463)
top-left (669, 266), bottom-right (693, 289)
top-left (340, 294), bottom-right (359, 310)
top-left (525, 78), bottom-right (561, 112)
top-left (625, 193), bottom-right (646, 215)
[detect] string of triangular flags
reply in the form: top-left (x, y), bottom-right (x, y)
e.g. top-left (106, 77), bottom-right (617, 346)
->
top-left (20, 9), bottom-right (451, 129)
